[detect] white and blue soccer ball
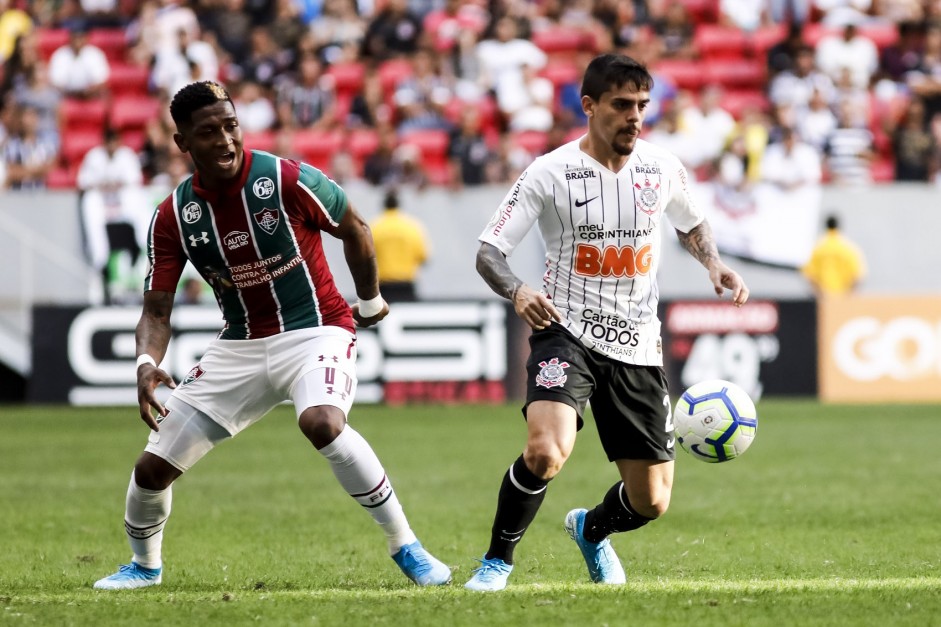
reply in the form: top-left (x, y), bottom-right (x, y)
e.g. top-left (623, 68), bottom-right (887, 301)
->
top-left (673, 379), bottom-right (758, 463)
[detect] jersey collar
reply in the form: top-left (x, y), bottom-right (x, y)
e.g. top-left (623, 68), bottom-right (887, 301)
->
top-left (192, 149), bottom-right (254, 203)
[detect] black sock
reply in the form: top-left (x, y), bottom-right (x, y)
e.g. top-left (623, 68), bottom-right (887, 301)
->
top-left (484, 455), bottom-right (549, 565)
top-left (582, 482), bottom-right (652, 543)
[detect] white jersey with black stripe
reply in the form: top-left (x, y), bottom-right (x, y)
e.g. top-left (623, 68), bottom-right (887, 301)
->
top-left (480, 137), bottom-right (704, 366)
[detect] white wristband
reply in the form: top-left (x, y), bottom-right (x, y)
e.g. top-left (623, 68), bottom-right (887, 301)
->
top-left (136, 354), bottom-right (157, 369)
top-left (358, 294), bottom-right (384, 318)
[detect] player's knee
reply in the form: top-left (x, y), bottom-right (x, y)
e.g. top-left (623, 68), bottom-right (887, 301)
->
top-left (632, 491), bottom-right (671, 519)
top-left (133, 453), bottom-right (180, 491)
top-left (298, 406), bottom-right (346, 449)
top-left (524, 441), bottom-right (570, 480)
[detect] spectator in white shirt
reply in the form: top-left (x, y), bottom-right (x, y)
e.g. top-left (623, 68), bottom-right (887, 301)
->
top-left (501, 62), bottom-right (555, 132)
top-left (815, 22), bottom-right (879, 90)
top-left (770, 44), bottom-right (836, 111)
top-left (48, 23), bottom-right (110, 99)
top-left (78, 128), bottom-right (149, 303)
top-left (680, 84), bottom-right (737, 166)
top-left (476, 17), bottom-right (547, 100)
top-left (761, 127), bottom-right (822, 190)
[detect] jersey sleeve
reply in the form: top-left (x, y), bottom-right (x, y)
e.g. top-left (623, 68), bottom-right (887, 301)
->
top-left (283, 159), bottom-right (349, 228)
top-left (478, 161), bottom-right (548, 256)
top-left (144, 196), bottom-right (187, 293)
top-left (663, 156), bottom-right (705, 234)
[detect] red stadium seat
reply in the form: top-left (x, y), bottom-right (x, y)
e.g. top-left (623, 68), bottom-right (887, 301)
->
top-left (120, 129), bottom-right (146, 151)
top-left (46, 165), bottom-right (78, 189)
top-left (532, 27), bottom-right (594, 56)
top-left (326, 61), bottom-right (366, 97)
top-left (108, 62), bottom-right (150, 96)
top-left (110, 95), bottom-right (161, 131)
top-left (695, 25), bottom-right (749, 59)
top-left (652, 59), bottom-right (705, 91)
top-left (88, 28), bottom-right (127, 62)
top-left (291, 129), bottom-right (343, 171)
top-left (539, 59), bottom-right (580, 89)
top-left (443, 95), bottom-right (500, 133)
top-left (720, 89), bottom-right (771, 119)
top-left (378, 58), bottom-right (414, 97)
top-left (242, 131), bottom-right (277, 153)
top-left (36, 28), bottom-right (69, 61)
top-left (750, 24), bottom-right (788, 57)
top-left (870, 157), bottom-right (895, 183)
top-left (398, 128), bottom-right (450, 170)
top-left (61, 98), bottom-right (108, 131)
top-left (61, 129), bottom-right (103, 164)
top-left (564, 127), bottom-right (586, 143)
top-left (678, 0), bottom-right (719, 23)
top-left (704, 59), bottom-right (766, 90)
top-left (510, 130), bottom-right (548, 155)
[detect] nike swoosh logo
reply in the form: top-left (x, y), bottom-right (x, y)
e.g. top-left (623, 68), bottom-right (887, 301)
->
top-left (666, 436), bottom-right (675, 449)
top-left (575, 196), bottom-right (598, 208)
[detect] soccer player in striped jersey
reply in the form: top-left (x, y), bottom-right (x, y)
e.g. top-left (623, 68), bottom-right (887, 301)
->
top-left (94, 81), bottom-right (450, 590)
top-left (465, 54), bottom-right (749, 591)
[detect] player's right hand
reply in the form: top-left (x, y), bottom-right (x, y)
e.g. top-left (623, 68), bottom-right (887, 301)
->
top-left (137, 364), bottom-right (176, 432)
top-left (513, 285), bottom-right (562, 331)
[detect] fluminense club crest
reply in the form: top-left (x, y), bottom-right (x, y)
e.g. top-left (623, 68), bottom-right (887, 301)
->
top-left (634, 178), bottom-right (660, 215)
top-left (181, 364), bottom-right (205, 386)
top-left (253, 207), bottom-right (280, 235)
top-left (535, 357), bottom-right (570, 389)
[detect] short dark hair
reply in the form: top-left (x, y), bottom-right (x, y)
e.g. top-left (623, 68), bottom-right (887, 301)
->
top-left (170, 81), bottom-right (233, 127)
top-left (581, 54), bottom-right (653, 101)
top-left (826, 215), bottom-right (839, 230)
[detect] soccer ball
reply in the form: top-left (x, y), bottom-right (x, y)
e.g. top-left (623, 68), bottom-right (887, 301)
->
top-left (673, 379), bottom-right (757, 463)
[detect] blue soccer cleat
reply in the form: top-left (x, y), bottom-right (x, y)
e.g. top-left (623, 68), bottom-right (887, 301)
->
top-left (93, 562), bottom-right (163, 590)
top-left (464, 556), bottom-right (514, 592)
top-left (392, 540), bottom-right (452, 586)
top-left (564, 508), bottom-right (626, 584)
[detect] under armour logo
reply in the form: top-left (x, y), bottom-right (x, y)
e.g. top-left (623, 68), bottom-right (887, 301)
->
top-left (326, 387), bottom-right (348, 400)
top-left (189, 232), bottom-right (209, 247)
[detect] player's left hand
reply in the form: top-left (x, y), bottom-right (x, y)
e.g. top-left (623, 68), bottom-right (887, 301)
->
top-left (352, 299), bottom-right (390, 328)
top-left (709, 263), bottom-right (749, 307)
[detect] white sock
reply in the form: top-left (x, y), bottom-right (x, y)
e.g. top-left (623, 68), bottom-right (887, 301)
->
top-left (124, 471), bottom-right (172, 569)
top-left (318, 426), bottom-right (417, 554)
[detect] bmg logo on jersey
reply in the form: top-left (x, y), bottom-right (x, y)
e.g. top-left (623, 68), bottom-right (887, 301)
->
top-left (574, 243), bottom-right (652, 278)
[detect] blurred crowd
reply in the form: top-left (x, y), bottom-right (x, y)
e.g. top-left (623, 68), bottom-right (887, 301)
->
top-left (2, 0), bottom-right (941, 195)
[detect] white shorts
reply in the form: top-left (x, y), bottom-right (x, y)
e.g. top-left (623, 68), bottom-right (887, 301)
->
top-left (171, 326), bottom-right (358, 435)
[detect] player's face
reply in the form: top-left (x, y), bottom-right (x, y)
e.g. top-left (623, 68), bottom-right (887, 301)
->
top-left (584, 82), bottom-right (649, 156)
top-left (174, 100), bottom-right (244, 185)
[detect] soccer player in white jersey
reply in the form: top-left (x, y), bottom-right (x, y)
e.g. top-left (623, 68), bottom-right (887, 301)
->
top-left (465, 54), bottom-right (749, 591)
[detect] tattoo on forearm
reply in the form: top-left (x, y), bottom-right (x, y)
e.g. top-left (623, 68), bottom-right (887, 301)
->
top-left (477, 244), bottom-right (523, 302)
top-left (677, 222), bottom-right (720, 267)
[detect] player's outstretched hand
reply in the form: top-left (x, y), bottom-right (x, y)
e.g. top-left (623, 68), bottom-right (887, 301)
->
top-left (137, 364), bottom-right (176, 431)
top-left (513, 284), bottom-right (562, 330)
top-left (352, 299), bottom-right (390, 328)
top-left (709, 263), bottom-right (749, 307)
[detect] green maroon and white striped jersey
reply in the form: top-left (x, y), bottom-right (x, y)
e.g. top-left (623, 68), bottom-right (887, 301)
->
top-left (145, 150), bottom-right (354, 339)
top-left (479, 137), bottom-right (704, 366)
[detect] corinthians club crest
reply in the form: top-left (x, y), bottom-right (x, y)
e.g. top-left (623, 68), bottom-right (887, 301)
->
top-left (633, 178), bottom-right (661, 215)
top-left (253, 206), bottom-right (280, 235)
top-left (535, 357), bottom-right (570, 389)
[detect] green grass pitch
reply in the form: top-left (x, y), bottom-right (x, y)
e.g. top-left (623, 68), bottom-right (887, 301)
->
top-left (2, 400), bottom-right (940, 626)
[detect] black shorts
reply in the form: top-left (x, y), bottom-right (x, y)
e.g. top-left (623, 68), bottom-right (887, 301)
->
top-left (524, 323), bottom-right (675, 462)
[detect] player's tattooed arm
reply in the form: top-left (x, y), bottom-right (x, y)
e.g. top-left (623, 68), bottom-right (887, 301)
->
top-left (476, 242), bottom-right (561, 330)
top-left (676, 220), bottom-right (721, 269)
top-left (676, 221), bottom-right (750, 307)
top-left (476, 242), bottom-right (523, 302)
